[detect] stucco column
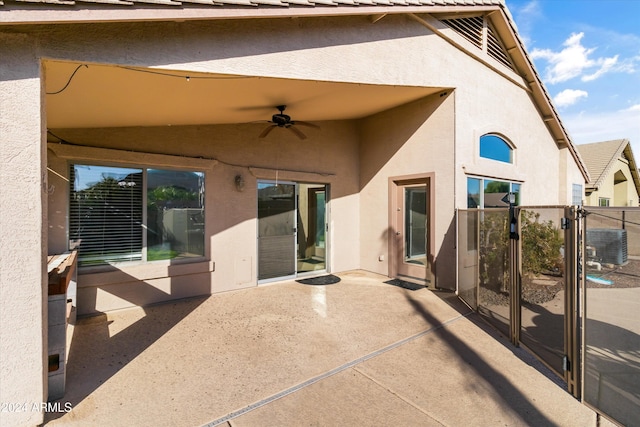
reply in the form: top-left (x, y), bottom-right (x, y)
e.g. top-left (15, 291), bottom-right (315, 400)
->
top-left (0, 33), bottom-right (47, 427)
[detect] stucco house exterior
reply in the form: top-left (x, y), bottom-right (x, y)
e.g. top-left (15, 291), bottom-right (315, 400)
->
top-left (577, 139), bottom-right (640, 207)
top-left (1, 0), bottom-right (588, 425)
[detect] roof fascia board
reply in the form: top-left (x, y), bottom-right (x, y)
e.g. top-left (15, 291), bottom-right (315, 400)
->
top-left (595, 139), bottom-right (626, 188)
top-left (0, 4), bottom-right (496, 25)
top-left (489, 8), bottom-right (590, 182)
top-left (622, 140), bottom-right (640, 197)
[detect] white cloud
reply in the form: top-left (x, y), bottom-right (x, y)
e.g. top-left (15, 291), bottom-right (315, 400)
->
top-left (582, 55), bottom-right (618, 82)
top-left (554, 89), bottom-right (588, 108)
top-left (563, 107), bottom-right (640, 156)
top-left (530, 32), bottom-right (620, 84)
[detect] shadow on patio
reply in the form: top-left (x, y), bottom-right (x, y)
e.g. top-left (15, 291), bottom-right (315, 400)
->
top-left (45, 271), bottom-right (599, 427)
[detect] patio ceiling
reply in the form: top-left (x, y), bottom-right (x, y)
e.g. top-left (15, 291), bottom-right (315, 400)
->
top-left (45, 60), bottom-right (443, 129)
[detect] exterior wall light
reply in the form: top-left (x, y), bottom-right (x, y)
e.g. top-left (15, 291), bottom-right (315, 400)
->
top-left (235, 174), bottom-right (245, 192)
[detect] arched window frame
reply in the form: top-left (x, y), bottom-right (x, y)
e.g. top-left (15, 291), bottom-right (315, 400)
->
top-left (479, 133), bottom-right (515, 164)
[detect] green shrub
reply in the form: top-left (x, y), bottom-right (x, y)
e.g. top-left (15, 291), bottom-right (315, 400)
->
top-left (477, 210), bottom-right (563, 293)
top-left (521, 210), bottom-right (563, 276)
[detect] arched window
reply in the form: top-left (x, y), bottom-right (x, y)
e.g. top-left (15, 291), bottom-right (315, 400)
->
top-left (480, 134), bottom-right (513, 164)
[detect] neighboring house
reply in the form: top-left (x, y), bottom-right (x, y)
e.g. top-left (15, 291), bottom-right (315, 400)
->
top-left (1, 1), bottom-right (588, 425)
top-left (577, 139), bottom-right (640, 207)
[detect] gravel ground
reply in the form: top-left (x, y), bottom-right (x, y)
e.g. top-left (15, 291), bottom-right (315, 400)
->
top-left (479, 259), bottom-right (639, 307)
top-left (480, 277), bottom-right (563, 306)
top-left (585, 258), bottom-right (640, 289)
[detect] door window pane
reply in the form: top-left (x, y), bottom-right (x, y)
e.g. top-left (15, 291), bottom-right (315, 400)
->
top-left (297, 184), bottom-right (328, 274)
top-left (258, 182), bottom-right (296, 280)
top-left (405, 187), bottom-right (427, 265)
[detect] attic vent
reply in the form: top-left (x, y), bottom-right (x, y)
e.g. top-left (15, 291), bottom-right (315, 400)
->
top-left (487, 25), bottom-right (515, 71)
top-left (441, 17), bottom-right (483, 49)
top-left (441, 16), bottom-right (516, 72)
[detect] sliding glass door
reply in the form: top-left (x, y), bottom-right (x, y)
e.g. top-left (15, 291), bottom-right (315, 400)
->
top-left (257, 182), bottom-right (296, 281)
top-left (257, 181), bottom-right (327, 282)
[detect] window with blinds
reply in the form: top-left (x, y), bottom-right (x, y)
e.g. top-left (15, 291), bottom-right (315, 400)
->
top-left (70, 164), bottom-right (205, 267)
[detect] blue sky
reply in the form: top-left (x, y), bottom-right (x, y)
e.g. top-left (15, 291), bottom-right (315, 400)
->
top-left (505, 0), bottom-right (640, 155)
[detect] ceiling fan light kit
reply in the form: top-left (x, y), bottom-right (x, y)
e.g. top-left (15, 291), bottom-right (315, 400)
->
top-left (259, 105), bottom-right (319, 140)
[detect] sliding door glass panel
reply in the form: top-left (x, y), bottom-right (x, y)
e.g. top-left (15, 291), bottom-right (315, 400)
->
top-left (258, 182), bottom-right (296, 280)
top-left (297, 184), bottom-right (327, 273)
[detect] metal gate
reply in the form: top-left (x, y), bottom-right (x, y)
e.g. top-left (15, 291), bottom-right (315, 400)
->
top-left (457, 206), bottom-right (640, 427)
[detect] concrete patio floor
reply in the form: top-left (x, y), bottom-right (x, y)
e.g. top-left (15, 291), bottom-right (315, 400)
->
top-left (45, 270), bottom-right (612, 427)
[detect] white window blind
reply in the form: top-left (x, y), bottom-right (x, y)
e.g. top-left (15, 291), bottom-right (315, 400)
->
top-left (70, 165), bottom-right (143, 266)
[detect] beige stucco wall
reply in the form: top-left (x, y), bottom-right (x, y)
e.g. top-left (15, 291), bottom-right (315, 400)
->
top-left (559, 147), bottom-right (587, 205)
top-left (585, 158), bottom-right (639, 207)
top-left (0, 33), bottom-right (48, 427)
top-left (0, 14), bottom-right (587, 424)
top-left (47, 120), bottom-right (361, 315)
top-left (452, 59), bottom-right (581, 208)
top-left (359, 93), bottom-right (456, 287)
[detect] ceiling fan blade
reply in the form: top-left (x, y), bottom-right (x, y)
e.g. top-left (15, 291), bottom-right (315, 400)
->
top-left (259, 125), bottom-right (276, 138)
top-left (293, 121), bottom-right (320, 129)
top-left (288, 126), bottom-right (307, 140)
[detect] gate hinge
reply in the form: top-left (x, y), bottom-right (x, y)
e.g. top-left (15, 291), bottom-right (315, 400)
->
top-left (561, 217), bottom-right (571, 229)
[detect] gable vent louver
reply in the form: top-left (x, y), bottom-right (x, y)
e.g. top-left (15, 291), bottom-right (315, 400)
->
top-left (441, 16), bottom-right (516, 72)
top-left (441, 17), bottom-right (483, 49)
top-left (487, 24), bottom-right (516, 71)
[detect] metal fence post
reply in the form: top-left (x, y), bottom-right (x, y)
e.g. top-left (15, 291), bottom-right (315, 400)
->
top-left (509, 205), bottom-right (521, 346)
top-left (564, 206), bottom-right (581, 398)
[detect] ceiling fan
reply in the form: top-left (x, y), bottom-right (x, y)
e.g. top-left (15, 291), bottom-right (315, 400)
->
top-left (259, 105), bottom-right (319, 140)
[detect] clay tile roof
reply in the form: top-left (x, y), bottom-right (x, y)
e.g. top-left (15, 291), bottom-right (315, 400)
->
top-left (577, 139), bottom-right (640, 191)
top-left (0, 0), bottom-right (502, 7)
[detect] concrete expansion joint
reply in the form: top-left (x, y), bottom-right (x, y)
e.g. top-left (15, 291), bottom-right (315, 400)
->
top-left (352, 366), bottom-right (448, 426)
top-left (204, 312), bottom-right (471, 426)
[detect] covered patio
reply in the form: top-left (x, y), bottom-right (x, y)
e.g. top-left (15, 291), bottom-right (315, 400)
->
top-left (45, 271), bottom-right (602, 426)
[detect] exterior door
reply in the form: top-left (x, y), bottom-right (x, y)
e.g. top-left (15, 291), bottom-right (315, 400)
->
top-left (258, 181), bottom-right (328, 283)
top-left (297, 184), bottom-right (328, 275)
top-left (257, 181), bottom-right (296, 282)
top-left (392, 178), bottom-right (432, 285)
